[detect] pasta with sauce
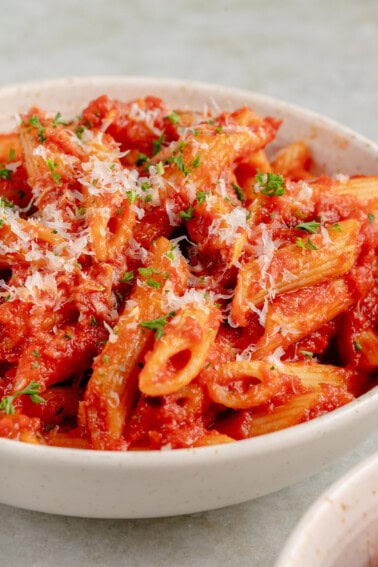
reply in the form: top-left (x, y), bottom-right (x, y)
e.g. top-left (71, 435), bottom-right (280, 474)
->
top-left (0, 94), bottom-right (375, 450)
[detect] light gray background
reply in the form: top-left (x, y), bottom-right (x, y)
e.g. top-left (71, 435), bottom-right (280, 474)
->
top-left (0, 1), bottom-right (377, 565)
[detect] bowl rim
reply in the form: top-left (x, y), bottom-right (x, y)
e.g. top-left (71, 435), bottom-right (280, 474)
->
top-left (0, 75), bottom-right (376, 465)
top-left (0, 74), bottom-right (377, 148)
top-left (276, 450), bottom-right (378, 566)
top-left (0, 385), bottom-right (375, 466)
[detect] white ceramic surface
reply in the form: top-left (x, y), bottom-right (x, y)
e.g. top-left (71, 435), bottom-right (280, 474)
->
top-left (0, 77), bottom-right (377, 519)
top-left (276, 452), bottom-right (378, 567)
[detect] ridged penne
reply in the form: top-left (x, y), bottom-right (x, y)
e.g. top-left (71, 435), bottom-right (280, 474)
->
top-left (232, 218), bottom-right (360, 325)
top-left (139, 303), bottom-right (221, 396)
top-left (252, 278), bottom-right (355, 359)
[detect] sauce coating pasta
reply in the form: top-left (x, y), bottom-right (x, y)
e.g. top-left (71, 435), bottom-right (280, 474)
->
top-left (0, 95), bottom-right (376, 450)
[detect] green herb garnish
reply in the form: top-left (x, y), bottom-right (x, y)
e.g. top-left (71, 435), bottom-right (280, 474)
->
top-left (140, 311), bottom-right (176, 339)
top-left (28, 115), bottom-right (46, 142)
top-left (295, 221), bottom-right (321, 234)
top-left (231, 182), bottom-right (246, 202)
top-left (166, 112), bottom-right (180, 125)
top-left (0, 381), bottom-right (44, 415)
top-left (255, 170), bottom-right (285, 197)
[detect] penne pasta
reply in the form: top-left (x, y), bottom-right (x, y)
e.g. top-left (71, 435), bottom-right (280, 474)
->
top-left (0, 93), bottom-right (374, 450)
top-left (232, 218), bottom-right (360, 325)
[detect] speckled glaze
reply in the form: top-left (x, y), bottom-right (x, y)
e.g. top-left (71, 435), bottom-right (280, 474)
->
top-left (0, 77), bottom-right (377, 519)
top-left (276, 452), bottom-right (378, 566)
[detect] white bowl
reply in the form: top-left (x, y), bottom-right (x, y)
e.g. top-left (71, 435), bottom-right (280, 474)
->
top-left (276, 452), bottom-right (378, 567)
top-left (0, 77), bottom-right (377, 518)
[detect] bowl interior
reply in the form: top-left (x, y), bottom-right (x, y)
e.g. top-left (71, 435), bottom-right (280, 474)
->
top-left (0, 76), bottom-right (376, 518)
top-left (277, 453), bottom-right (378, 567)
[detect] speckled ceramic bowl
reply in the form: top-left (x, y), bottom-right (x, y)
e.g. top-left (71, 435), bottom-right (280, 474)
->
top-left (276, 452), bottom-right (378, 566)
top-left (0, 77), bottom-right (376, 518)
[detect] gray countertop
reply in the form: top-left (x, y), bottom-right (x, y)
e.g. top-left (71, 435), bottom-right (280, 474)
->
top-left (0, 1), bottom-right (377, 565)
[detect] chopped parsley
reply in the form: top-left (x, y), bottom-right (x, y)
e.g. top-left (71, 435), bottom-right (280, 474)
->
top-left (255, 171), bottom-right (285, 197)
top-left (140, 311), bottom-right (176, 339)
top-left (137, 153), bottom-right (150, 168)
top-left (90, 316), bottom-right (98, 326)
top-left (299, 350), bottom-right (314, 358)
top-left (191, 155), bottom-right (201, 169)
top-left (330, 223), bottom-right (342, 232)
top-left (179, 206), bottom-right (194, 220)
top-left (146, 278), bottom-right (162, 289)
top-left (0, 168), bottom-right (12, 180)
top-left (28, 114), bottom-right (46, 143)
top-left (353, 339), bottom-right (363, 351)
top-left (368, 213), bottom-right (375, 224)
top-left (51, 172), bottom-right (62, 186)
top-left (156, 161), bottom-right (165, 175)
top-left (138, 267), bottom-right (159, 278)
top-left (196, 191), bottom-right (208, 203)
top-left (0, 381), bottom-right (44, 415)
top-left (120, 270), bottom-right (134, 283)
top-left (75, 125), bottom-right (85, 140)
top-left (0, 197), bottom-right (14, 208)
top-left (126, 190), bottom-right (137, 205)
top-left (167, 153), bottom-right (187, 175)
top-left (52, 112), bottom-right (68, 127)
top-left (164, 139), bottom-right (200, 177)
top-left (295, 220), bottom-right (321, 234)
top-left (152, 134), bottom-right (165, 156)
top-left (166, 112), bottom-right (180, 125)
top-left (46, 159), bottom-right (58, 171)
top-left (231, 182), bottom-right (246, 202)
top-left (296, 237), bottom-right (318, 250)
top-left (140, 181), bottom-right (151, 191)
top-left (74, 206), bottom-right (86, 217)
top-left (8, 148), bottom-right (15, 161)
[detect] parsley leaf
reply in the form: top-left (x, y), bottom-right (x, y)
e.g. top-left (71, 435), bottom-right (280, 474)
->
top-left (368, 213), bottom-right (375, 224)
top-left (354, 339), bottom-right (363, 351)
top-left (296, 237), bottom-right (318, 250)
top-left (231, 182), bottom-right (246, 202)
top-left (140, 311), bottom-right (176, 339)
top-left (190, 155), bottom-right (201, 169)
top-left (28, 115), bottom-right (46, 143)
top-left (126, 190), bottom-right (137, 205)
top-left (179, 206), bottom-right (194, 220)
top-left (156, 161), bottom-right (165, 175)
top-left (52, 112), bottom-right (68, 127)
top-left (196, 191), bottom-right (207, 203)
top-left (0, 168), bottom-right (12, 180)
top-left (146, 278), bottom-right (162, 289)
top-left (295, 220), bottom-right (321, 234)
top-left (255, 170), bottom-right (285, 196)
top-left (166, 112), bottom-right (180, 125)
top-left (299, 350), bottom-right (314, 358)
top-left (75, 125), bottom-right (85, 140)
top-left (152, 134), bottom-right (165, 156)
top-left (0, 381), bottom-right (45, 415)
top-left (140, 181), bottom-right (150, 191)
top-left (120, 271), bottom-right (134, 283)
top-left (138, 267), bottom-right (159, 278)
